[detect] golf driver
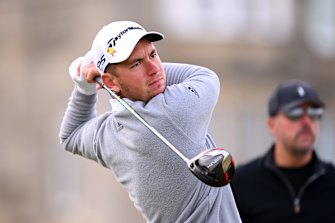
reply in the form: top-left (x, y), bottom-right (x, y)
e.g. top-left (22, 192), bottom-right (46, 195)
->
top-left (94, 76), bottom-right (234, 187)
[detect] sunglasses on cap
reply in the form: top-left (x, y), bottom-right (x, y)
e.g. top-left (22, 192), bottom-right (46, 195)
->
top-left (283, 106), bottom-right (324, 121)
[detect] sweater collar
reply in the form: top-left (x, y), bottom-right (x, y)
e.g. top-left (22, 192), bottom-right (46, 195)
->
top-left (109, 99), bottom-right (125, 112)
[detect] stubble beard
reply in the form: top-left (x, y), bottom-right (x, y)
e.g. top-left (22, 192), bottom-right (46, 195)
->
top-left (289, 129), bottom-right (315, 157)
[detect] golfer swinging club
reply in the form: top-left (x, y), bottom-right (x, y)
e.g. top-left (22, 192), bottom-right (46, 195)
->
top-left (59, 20), bottom-right (241, 223)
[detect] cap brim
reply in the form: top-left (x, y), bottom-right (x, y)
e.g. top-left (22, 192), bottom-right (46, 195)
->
top-left (145, 31), bottom-right (164, 42)
top-left (282, 99), bottom-right (325, 112)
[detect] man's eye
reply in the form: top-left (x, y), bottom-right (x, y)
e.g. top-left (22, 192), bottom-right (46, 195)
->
top-left (131, 61), bottom-right (140, 68)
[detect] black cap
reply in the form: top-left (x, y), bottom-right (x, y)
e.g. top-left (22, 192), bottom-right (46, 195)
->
top-left (268, 80), bottom-right (325, 117)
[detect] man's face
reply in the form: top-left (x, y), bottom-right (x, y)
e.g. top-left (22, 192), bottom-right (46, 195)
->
top-left (268, 104), bottom-right (322, 156)
top-left (109, 38), bottom-right (166, 102)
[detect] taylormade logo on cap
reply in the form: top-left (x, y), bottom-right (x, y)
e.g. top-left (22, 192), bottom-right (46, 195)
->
top-left (91, 21), bottom-right (164, 74)
top-left (104, 26), bottom-right (144, 62)
top-left (107, 26), bottom-right (143, 48)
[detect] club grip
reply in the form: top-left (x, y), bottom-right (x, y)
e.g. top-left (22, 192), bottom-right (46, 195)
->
top-left (94, 76), bottom-right (103, 87)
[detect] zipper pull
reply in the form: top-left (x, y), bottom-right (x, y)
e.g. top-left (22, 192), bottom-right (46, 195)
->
top-left (294, 198), bottom-right (301, 214)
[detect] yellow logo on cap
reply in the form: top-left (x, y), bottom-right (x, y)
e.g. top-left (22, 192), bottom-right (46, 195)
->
top-left (107, 47), bottom-right (116, 56)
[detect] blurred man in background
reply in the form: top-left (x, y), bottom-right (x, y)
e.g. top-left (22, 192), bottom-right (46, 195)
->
top-left (232, 80), bottom-right (335, 223)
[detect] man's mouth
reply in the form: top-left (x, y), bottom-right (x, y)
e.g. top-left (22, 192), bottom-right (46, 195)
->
top-left (148, 76), bottom-right (163, 86)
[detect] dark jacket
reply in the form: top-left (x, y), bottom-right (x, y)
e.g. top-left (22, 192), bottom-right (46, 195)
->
top-left (231, 145), bottom-right (335, 223)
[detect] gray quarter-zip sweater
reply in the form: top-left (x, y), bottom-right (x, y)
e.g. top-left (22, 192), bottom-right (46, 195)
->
top-left (59, 62), bottom-right (241, 223)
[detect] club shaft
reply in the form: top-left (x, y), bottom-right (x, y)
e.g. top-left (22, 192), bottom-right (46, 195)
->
top-left (95, 77), bottom-right (189, 162)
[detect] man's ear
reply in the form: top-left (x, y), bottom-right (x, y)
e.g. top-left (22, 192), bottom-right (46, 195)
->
top-left (267, 117), bottom-right (275, 136)
top-left (101, 73), bottom-right (120, 93)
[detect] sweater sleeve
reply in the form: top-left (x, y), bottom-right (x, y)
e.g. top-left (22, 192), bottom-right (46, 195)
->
top-left (161, 63), bottom-right (220, 147)
top-left (58, 88), bottom-right (100, 161)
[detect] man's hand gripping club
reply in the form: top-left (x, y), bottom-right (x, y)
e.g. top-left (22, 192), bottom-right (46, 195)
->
top-left (68, 51), bottom-right (100, 95)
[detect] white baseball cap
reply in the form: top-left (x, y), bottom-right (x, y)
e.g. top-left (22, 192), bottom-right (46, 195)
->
top-left (90, 21), bottom-right (164, 73)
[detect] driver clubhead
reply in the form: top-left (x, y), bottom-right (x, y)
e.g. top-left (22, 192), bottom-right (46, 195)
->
top-left (187, 148), bottom-right (234, 187)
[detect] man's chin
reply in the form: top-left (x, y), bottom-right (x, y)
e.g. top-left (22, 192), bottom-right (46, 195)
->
top-left (145, 88), bottom-right (165, 102)
top-left (292, 143), bottom-right (313, 156)
top-left (152, 85), bottom-right (165, 96)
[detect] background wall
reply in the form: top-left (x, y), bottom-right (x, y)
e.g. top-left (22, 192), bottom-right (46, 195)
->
top-left (1, 0), bottom-right (334, 222)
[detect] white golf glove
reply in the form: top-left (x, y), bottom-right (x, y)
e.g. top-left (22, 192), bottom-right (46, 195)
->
top-left (68, 51), bottom-right (97, 95)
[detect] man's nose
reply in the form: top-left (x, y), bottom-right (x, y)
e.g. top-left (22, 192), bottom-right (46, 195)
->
top-left (300, 112), bottom-right (314, 124)
top-left (146, 60), bottom-right (159, 75)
